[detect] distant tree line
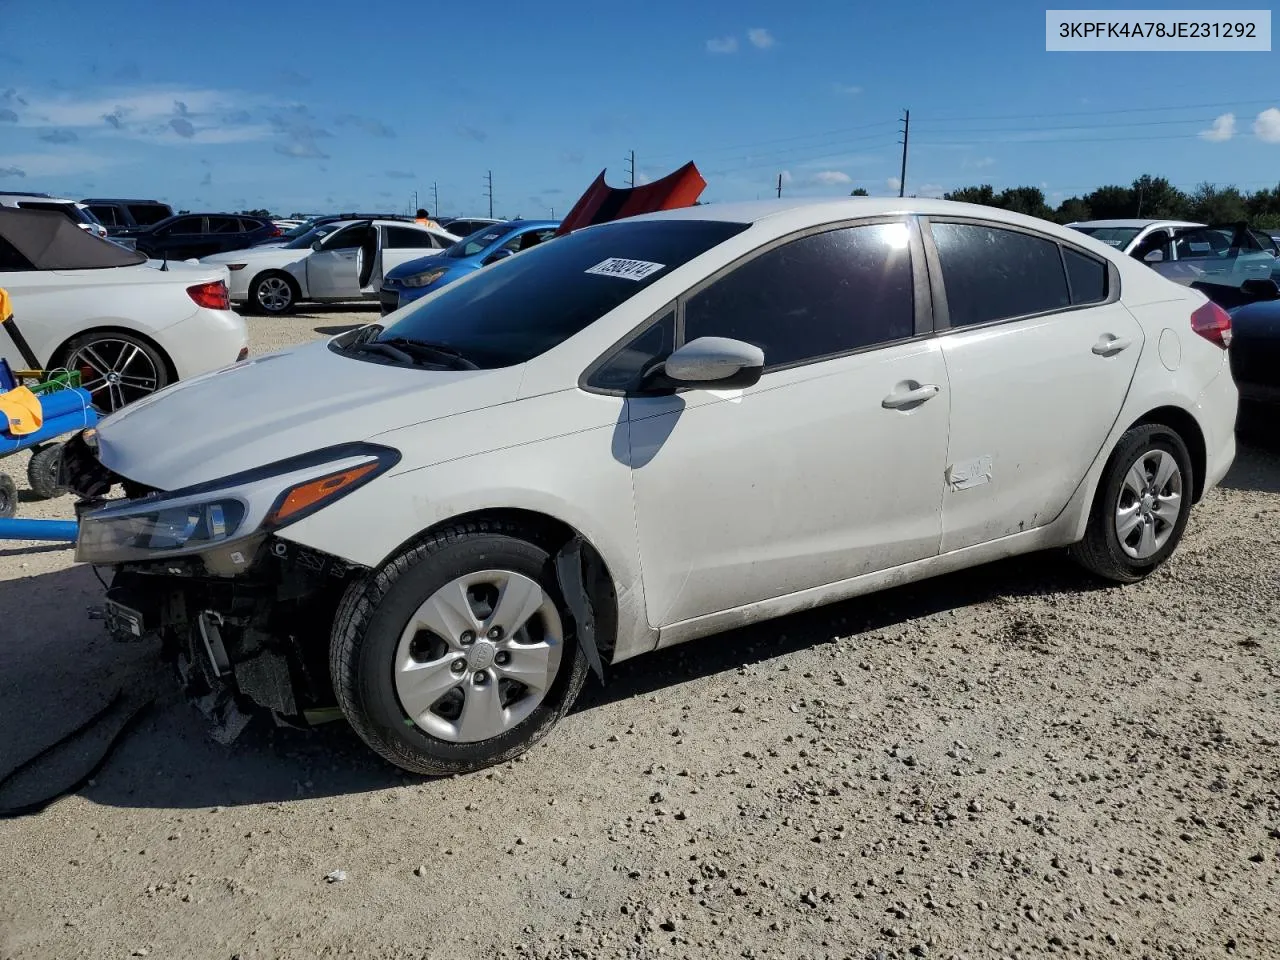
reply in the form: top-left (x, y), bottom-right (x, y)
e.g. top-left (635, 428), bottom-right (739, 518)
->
top-left (938, 175), bottom-right (1280, 229)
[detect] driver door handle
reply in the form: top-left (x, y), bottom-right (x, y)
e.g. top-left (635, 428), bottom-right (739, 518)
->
top-left (882, 383), bottom-right (940, 409)
top-left (1092, 334), bottom-right (1132, 356)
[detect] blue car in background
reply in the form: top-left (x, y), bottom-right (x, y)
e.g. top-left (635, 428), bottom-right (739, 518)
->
top-left (379, 219), bottom-right (561, 314)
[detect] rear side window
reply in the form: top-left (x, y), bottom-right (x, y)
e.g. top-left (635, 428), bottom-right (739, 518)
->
top-left (207, 216), bottom-right (241, 234)
top-left (683, 222), bottom-right (915, 369)
top-left (88, 204), bottom-right (120, 226)
top-left (128, 204), bottom-right (170, 226)
top-left (1063, 248), bottom-right (1107, 305)
top-left (931, 222), bottom-right (1069, 327)
top-left (385, 226), bottom-right (438, 249)
top-left (170, 217), bottom-right (205, 235)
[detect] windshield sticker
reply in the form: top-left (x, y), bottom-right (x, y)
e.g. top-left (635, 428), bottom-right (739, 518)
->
top-left (585, 258), bottom-right (666, 281)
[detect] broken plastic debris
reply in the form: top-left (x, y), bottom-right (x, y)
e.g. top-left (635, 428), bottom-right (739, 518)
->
top-left (324, 870), bottom-right (347, 883)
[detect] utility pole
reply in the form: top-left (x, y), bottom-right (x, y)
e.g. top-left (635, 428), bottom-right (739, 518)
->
top-left (412, 189), bottom-right (419, 212)
top-left (484, 170), bottom-right (493, 219)
top-left (897, 109), bottom-right (910, 199)
top-left (625, 150), bottom-right (636, 188)
top-left (777, 173), bottom-right (783, 198)
top-left (432, 182), bottom-right (439, 216)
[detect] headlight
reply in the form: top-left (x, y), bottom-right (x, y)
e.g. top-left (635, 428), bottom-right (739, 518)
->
top-left (401, 268), bottom-right (447, 288)
top-left (75, 443), bottom-right (399, 565)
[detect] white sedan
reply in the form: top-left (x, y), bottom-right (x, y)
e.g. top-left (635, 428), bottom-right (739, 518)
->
top-left (73, 198), bottom-right (1236, 775)
top-left (201, 219), bottom-right (459, 314)
top-left (0, 208), bottom-right (247, 413)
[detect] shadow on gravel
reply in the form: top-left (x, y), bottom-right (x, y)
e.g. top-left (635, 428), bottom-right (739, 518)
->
top-left (1220, 419), bottom-right (1280, 494)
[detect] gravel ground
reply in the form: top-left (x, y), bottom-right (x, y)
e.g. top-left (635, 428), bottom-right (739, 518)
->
top-left (1, 305), bottom-right (1277, 960)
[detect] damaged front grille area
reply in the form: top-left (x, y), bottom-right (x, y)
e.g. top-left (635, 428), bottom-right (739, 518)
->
top-left (101, 536), bottom-right (368, 737)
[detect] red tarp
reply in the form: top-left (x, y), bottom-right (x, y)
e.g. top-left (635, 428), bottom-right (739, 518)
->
top-left (555, 161), bottom-right (706, 236)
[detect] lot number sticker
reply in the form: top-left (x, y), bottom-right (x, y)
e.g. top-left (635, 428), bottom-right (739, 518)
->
top-left (585, 258), bottom-right (666, 281)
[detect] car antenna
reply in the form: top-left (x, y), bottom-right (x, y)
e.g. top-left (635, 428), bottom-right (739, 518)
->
top-left (160, 249), bottom-right (168, 272)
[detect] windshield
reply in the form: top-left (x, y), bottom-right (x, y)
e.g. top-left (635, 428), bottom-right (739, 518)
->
top-left (1069, 225), bottom-right (1142, 250)
top-left (445, 225), bottom-right (513, 259)
top-left (283, 223), bottom-right (341, 249)
top-left (373, 219), bottom-right (749, 368)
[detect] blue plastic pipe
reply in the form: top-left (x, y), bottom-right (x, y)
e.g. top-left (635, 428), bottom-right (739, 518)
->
top-left (0, 518), bottom-right (79, 542)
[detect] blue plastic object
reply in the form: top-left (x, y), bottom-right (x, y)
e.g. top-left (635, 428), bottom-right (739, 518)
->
top-left (0, 518), bottom-right (79, 542)
top-left (0, 386), bottom-right (97, 455)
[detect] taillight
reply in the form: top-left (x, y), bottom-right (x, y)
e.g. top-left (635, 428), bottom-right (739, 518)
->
top-left (236, 346), bottom-right (249, 362)
top-left (188, 280), bottom-right (230, 310)
top-left (268, 225), bottom-right (282, 236)
top-left (1191, 301), bottom-right (1232, 349)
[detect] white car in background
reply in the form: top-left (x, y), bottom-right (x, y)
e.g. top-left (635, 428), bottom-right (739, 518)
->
top-left (1066, 218), bottom-right (1201, 255)
top-left (0, 207), bottom-right (247, 413)
top-left (75, 198), bottom-right (1236, 775)
top-left (201, 219), bottom-right (460, 314)
top-left (0, 192), bottom-right (110, 239)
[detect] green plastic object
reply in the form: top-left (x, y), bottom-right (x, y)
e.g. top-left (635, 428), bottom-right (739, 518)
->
top-left (29, 369), bottom-right (82, 396)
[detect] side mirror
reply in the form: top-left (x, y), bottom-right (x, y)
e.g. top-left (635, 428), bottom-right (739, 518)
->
top-left (1240, 277), bottom-right (1280, 300)
top-left (643, 336), bottom-right (765, 392)
top-left (483, 248), bottom-right (514, 266)
top-left (311, 239), bottom-right (323, 251)
top-left (1143, 249), bottom-right (1165, 263)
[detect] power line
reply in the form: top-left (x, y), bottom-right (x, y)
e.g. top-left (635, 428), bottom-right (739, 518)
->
top-left (642, 119), bottom-right (899, 162)
top-left (922, 116), bottom-right (1221, 134)
top-left (914, 132), bottom-right (1226, 146)
top-left (917, 97), bottom-right (1280, 123)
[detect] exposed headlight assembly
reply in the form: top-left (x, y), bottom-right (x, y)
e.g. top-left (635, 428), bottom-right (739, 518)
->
top-left (401, 268), bottom-right (447, 288)
top-left (75, 442), bottom-right (400, 565)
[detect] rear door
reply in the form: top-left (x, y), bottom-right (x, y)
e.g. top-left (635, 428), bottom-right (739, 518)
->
top-left (378, 225), bottom-right (447, 280)
top-left (205, 216), bottom-right (248, 257)
top-left (922, 217), bottom-right (1143, 552)
top-left (307, 222), bottom-right (368, 298)
top-left (158, 216), bottom-right (208, 259)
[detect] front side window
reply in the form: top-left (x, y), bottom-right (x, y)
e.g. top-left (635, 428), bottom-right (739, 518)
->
top-left (89, 205), bottom-right (120, 226)
top-left (931, 222), bottom-right (1070, 327)
top-left (323, 224), bottom-right (370, 250)
top-left (683, 222), bottom-right (915, 369)
top-left (169, 217), bottom-right (205, 236)
top-left (372, 219), bottom-right (748, 368)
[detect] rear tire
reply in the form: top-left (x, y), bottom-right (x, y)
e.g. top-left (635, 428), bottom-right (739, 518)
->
top-left (0, 474), bottom-right (16, 519)
top-left (250, 271), bottom-right (298, 315)
top-left (61, 331), bottom-right (170, 414)
top-left (330, 521), bottom-right (589, 776)
top-left (26, 444), bottom-right (68, 500)
top-left (1070, 423), bottom-right (1193, 583)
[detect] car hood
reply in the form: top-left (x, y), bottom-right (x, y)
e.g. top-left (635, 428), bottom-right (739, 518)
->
top-left (387, 253), bottom-right (474, 280)
top-left (93, 338), bottom-right (520, 491)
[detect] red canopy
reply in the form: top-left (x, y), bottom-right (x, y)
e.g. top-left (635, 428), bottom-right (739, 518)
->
top-left (555, 161), bottom-right (706, 236)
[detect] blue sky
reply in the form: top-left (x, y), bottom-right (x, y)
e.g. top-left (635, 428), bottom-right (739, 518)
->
top-left (1, 0), bottom-right (1278, 216)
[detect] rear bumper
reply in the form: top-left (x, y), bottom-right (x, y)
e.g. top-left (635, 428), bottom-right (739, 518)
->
top-left (1197, 361), bottom-right (1239, 497)
top-left (162, 308), bottom-right (248, 380)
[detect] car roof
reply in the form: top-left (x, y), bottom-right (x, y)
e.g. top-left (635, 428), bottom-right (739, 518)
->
top-left (81, 198), bottom-right (169, 205)
top-left (0, 192), bottom-right (77, 203)
top-left (1066, 218), bottom-right (1201, 229)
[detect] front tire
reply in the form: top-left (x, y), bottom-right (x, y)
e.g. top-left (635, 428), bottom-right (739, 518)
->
top-left (1070, 423), bottom-right (1193, 582)
top-left (250, 272), bottom-right (297, 315)
top-left (330, 522), bottom-right (589, 776)
top-left (27, 443), bottom-right (68, 500)
top-left (0, 474), bottom-right (15, 519)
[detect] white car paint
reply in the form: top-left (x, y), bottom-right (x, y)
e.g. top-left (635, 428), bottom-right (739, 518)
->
top-left (0, 258), bottom-right (247, 390)
top-left (200, 219), bottom-right (459, 306)
top-left (86, 198), bottom-right (1237, 667)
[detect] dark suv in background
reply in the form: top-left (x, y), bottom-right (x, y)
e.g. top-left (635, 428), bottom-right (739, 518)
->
top-left (118, 212), bottom-right (280, 260)
top-left (81, 198), bottom-right (174, 235)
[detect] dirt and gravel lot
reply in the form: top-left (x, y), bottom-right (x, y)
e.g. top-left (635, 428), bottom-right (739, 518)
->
top-left (1, 306), bottom-right (1278, 960)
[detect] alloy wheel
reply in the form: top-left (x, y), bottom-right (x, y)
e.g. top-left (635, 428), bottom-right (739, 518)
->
top-left (1114, 448), bottom-right (1183, 560)
top-left (257, 276), bottom-right (293, 312)
top-left (393, 570), bottom-right (564, 743)
top-left (70, 339), bottom-right (161, 413)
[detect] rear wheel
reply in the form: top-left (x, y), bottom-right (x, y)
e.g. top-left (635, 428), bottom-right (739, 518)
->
top-left (0, 474), bottom-right (16, 519)
top-left (330, 522), bottom-right (589, 776)
top-left (1070, 424), bottom-right (1193, 582)
top-left (250, 272), bottom-right (297, 315)
top-left (26, 443), bottom-right (67, 500)
top-left (62, 332), bottom-right (170, 414)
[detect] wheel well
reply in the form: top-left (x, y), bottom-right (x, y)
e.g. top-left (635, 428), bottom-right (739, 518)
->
top-left (391, 508), bottom-right (620, 663)
top-left (50, 326), bottom-right (177, 384)
top-left (252, 268), bottom-right (301, 297)
top-left (1132, 406), bottom-right (1207, 502)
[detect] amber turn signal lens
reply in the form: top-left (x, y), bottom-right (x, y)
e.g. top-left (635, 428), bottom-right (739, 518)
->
top-left (268, 463), bottom-right (379, 526)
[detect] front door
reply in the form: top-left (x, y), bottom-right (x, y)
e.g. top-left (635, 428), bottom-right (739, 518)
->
top-left (307, 222), bottom-right (369, 299)
top-left (623, 219), bottom-right (951, 628)
top-left (924, 218), bottom-right (1144, 553)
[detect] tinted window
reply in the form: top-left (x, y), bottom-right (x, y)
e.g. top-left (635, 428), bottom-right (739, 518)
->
top-left (1063, 248), bottom-right (1107, 305)
top-left (373, 219), bottom-right (747, 368)
top-left (683, 223), bottom-right (915, 369)
top-left (932, 222), bottom-right (1069, 327)
top-left (589, 310), bottom-right (676, 391)
top-left (323, 224), bottom-right (369, 250)
top-left (17, 201), bottom-right (82, 223)
top-left (128, 204), bottom-right (170, 226)
top-left (207, 216), bottom-right (242, 234)
top-left (169, 217), bottom-right (204, 235)
top-left (88, 204), bottom-right (120, 226)
top-left (386, 226), bottom-right (438, 249)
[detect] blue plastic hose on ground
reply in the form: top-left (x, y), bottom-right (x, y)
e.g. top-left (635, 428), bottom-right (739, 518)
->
top-left (0, 518), bottom-right (79, 542)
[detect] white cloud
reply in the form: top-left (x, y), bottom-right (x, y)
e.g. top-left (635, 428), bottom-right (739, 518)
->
top-left (1199, 113), bottom-right (1236, 142)
top-left (831, 83), bottom-right (863, 96)
top-left (747, 28), bottom-right (775, 49)
top-left (810, 170), bottom-right (852, 186)
top-left (1253, 107), bottom-right (1280, 143)
top-left (972, 156), bottom-right (995, 168)
top-left (886, 177), bottom-right (901, 192)
top-left (706, 36), bottom-right (738, 54)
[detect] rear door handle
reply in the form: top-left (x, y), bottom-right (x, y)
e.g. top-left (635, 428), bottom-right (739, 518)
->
top-left (881, 383), bottom-right (940, 409)
top-left (1092, 334), bottom-right (1133, 356)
